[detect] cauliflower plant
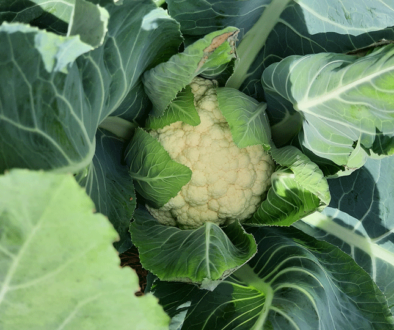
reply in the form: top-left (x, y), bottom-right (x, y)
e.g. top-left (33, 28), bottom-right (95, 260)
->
top-left (147, 77), bottom-right (275, 229)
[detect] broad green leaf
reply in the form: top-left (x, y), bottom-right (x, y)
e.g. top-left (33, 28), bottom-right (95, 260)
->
top-left (130, 209), bottom-right (257, 286)
top-left (247, 145), bottom-right (330, 226)
top-left (0, 23), bottom-right (96, 173)
top-left (68, 0), bottom-right (109, 48)
top-left (110, 81), bottom-right (153, 125)
top-left (270, 146), bottom-right (331, 205)
top-left (199, 60), bottom-right (234, 85)
top-left (145, 86), bottom-right (200, 129)
top-left (372, 128), bottom-right (394, 156)
top-left (294, 0), bottom-right (394, 35)
top-left (0, 0), bottom-right (74, 34)
top-left (0, 0), bottom-right (110, 47)
top-left (294, 155), bottom-right (394, 313)
top-left (262, 45), bottom-right (394, 167)
top-left (76, 128), bottom-right (135, 253)
top-left (152, 226), bottom-right (394, 330)
top-left (0, 1), bottom-right (182, 173)
top-left (0, 170), bottom-right (169, 330)
top-left (1, 23), bottom-right (92, 72)
top-left (167, 0), bottom-right (394, 141)
top-left (216, 87), bottom-right (271, 149)
top-left (226, 0), bottom-right (291, 90)
top-left (167, 0), bottom-right (269, 38)
top-left (168, 0), bottom-right (394, 38)
top-left (125, 129), bottom-right (192, 208)
top-left (143, 27), bottom-right (239, 117)
top-left (291, 137), bottom-right (348, 177)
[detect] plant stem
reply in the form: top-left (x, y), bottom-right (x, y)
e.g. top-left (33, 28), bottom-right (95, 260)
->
top-left (226, 0), bottom-right (291, 89)
top-left (154, 0), bottom-right (166, 7)
top-left (233, 264), bottom-right (274, 330)
top-left (99, 116), bottom-right (136, 141)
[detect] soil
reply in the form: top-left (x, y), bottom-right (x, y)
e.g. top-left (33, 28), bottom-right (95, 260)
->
top-left (120, 246), bottom-right (148, 296)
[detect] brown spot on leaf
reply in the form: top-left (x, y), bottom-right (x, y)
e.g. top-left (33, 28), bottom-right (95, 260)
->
top-left (204, 31), bottom-right (237, 53)
top-left (195, 30), bottom-right (239, 73)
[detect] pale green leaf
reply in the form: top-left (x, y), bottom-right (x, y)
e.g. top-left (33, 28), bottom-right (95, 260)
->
top-left (247, 146), bottom-right (330, 226)
top-left (143, 27), bottom-right (239, 117)
top-left (145, 86), bottom-right (200, 129)
top-left (263, 45), bottom-right (394, 166)
top-left (216, 87), bottom-right (271, 149)
top-left (125, 129), bottom-right (192, 208)
top-left (0, 170), bottom-right (169, 330)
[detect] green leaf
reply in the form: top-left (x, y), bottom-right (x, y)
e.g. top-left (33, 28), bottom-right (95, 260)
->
top-left (145, 86), bottom-right (200, 129)
top-left (247, 145), bottom-right (330, 226)
top-left (76, 128), bottom-right (135, 253)
top-left (0, 0), bottom-right (110, 47)
top-left (271, 146), bottom-right (331, 205)
top-left (125, 128), bottom-right (192, 208)
top-left (226, 0), bottom-right (291, 90)
top-left (290, 137), bottom-right (347, 177)
top-left (143, 27), bottom-right (239, 117)
top-left (199, 60), bottom-right (235, 85)
top-left (0, 1), bottom-right (182, 173)
top-left (68, 0), bottom-right (109, 48)
top-left (130, 208), bottom-right (257, 286)
top-left (109, 81), bottom-right (153, 125)
top-left (152, 226), bottom-right (394, 330)
top-left (0, 170), bottom-right (169, 330)
top-left (167, 0), bottom-right (394, 140)
top-left (262, 45), bottom-right (394, 167)
top-left (295, 155), bottom-right (394, 314)
top-left (294, 0), bottom-right (394, 35)
top-left (372, 128), bottom-right (394, 156)
top-left (1, 23), bottom-right (92, 72)
top-left (168, 0), bottom-right (394, 39)
top-left (0, 0), bottom-right (73, 34)
top-left (216, 87), bottom-right (271, 149)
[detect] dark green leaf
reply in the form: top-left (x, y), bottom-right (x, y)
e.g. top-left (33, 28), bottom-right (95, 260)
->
top-left (76, 128), bottom-right (135, 253)
top-left (0, 1), bottom-right (182, 173)
top-left (152, 226), bottom-right (394, 330)
top-left (130, 208), bottom-right (257, 286)
top-left (68, 0), bottom-right (109, 48)
top-left (167, 0), bottom-right (394, 139)
top-left (295, 155), bottom-right (394, 314)
top-left (0, 0), bottom-right (73, 34)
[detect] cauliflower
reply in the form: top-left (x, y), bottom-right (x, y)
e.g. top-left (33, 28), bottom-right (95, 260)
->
top-left (147, 77), bottom-right (275, 229)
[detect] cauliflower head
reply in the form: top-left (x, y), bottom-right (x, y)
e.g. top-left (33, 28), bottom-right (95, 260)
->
top-left (147, 77), bottom-right (275, 229)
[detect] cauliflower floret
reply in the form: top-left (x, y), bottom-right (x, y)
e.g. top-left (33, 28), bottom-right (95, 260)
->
top-left (147, 77), bottom-right (275, 229)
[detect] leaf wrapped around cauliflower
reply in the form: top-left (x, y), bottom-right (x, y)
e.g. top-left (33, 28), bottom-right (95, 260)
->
top-left (129, 77), bottom-right (275, 230)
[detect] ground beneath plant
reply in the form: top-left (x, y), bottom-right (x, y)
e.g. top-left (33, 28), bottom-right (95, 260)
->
top-left (120, 246), bottom-right (148, 296)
